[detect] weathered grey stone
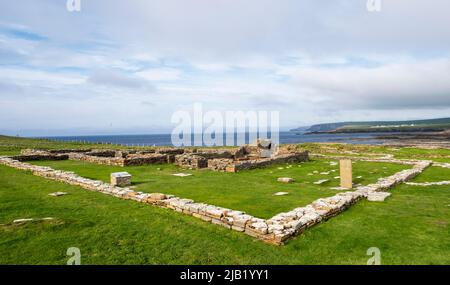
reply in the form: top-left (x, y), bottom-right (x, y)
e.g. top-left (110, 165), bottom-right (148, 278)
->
top-left (110, 172), bottom-right (131, 187)
top-left (48, 192), bottom-right (67, 197)
top-left (367, 192), bottom-right (391, 202)
top-left (277, 177), bottom-right (294, 183)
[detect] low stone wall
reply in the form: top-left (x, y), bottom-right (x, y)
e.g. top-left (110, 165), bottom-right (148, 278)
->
top-left (155, 148), bottom-right (185, 155)
top-left (310, 153), bottom-right (423, 165)
top-left (12, 154), bottom-right (69, 161)
top-left (434, 162), bottom-right (450, 168)
top-left (263, 160), bottom-right (431, 244)
top-left (405, 180), bottom-right (450, 186)
top-left (207, 158), bottom-right (234, 171)
top-left (123, 153), bottom-right (169, 166)
top-left (0, 155), bottom-right (431, 245)
top-left (175, 154), bottom-right (208, 169)
top-left (85, 150), bottom-right (117, 157)
top-left (177, 151), bottom-right (309, 172)
top-left (21, 148), bottom-right (179, 166)
top-left (21, 148), bottom-right (91, 155)
top-left (209, 152), bottom-right (309, 172)
top-left (68, 153), bottom-right (125, 166)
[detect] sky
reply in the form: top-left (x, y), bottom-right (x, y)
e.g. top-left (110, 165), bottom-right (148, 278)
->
top-left (0, 0), bottom-right (449, 136)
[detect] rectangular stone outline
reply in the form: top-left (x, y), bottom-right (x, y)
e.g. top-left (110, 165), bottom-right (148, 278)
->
top-left (0, 156), bottom-right (431, 245)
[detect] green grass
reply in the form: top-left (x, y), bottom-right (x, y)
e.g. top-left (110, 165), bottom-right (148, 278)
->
top-left (0, 135), bottom-right (151, 156)
top-left (410, 166), bottom-right (450, 183)
top-left (0, 135), bottom-right (449, 264)
top-left (28, 159), bottom-right (409, 219)
top-left (301, 143), bottom-right (450, 162)
top-left (0, 164), bottom-right (448, 264)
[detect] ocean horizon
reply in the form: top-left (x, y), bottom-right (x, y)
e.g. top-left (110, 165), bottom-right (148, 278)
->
top-left (35, 131), bottom-right (395, 147)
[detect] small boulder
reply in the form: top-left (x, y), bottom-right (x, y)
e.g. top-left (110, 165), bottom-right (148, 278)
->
top-left (277, 177), bottom-right (295, 183)
top-left (172, 173), bottom-right (192, 177)
top-left (313, 179), bottom-right (329, 185)
top-left (48, 192), bottom-right (67, 197)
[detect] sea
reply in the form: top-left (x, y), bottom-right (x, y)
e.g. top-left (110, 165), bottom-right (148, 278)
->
top-left (38, 132), bottom-right (397, 147)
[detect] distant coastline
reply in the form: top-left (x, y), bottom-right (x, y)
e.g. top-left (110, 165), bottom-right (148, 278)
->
top-left (33, 131), bottom-right (450, 147)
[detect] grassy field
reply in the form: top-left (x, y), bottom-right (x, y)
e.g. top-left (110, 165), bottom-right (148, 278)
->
top-left (0, 164), bottom-right (448, 264)
top-left (29, 159), bottom-right (410, 219)
top-left (0, 136), bottom-right (449, 264)
top-left (301, 143), bottom-right (450, 162)
top-left (0, 135), bottom-right (146, 156)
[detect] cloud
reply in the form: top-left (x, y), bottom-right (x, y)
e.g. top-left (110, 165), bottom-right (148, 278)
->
top-left (87, 69), bottom-right (156, 91)
top-left (135, 68), bottom-right (182, 81)
top-left (280, 59), bottom-right (450, 109)
top-left (1, 0), bottom-right (450, 135)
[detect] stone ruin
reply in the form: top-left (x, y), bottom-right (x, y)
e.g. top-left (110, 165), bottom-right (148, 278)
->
top-left (175, 140), bottom-right (308, 172)
top-left (18, 140), bottom-right (309, 172)
top-left (0, 154), bottom-right (431, 245)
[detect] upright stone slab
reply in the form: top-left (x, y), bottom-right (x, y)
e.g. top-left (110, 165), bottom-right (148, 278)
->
top-left (110, 172), bottom-right (132, 187)
top-left (340, 159), bottom-right (352, 189)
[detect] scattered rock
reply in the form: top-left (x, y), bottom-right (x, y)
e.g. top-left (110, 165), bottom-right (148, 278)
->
top-left (12, 217), bottom-right (54, 224)
top-left (405, 181), bottom-right (450, 186)
top-left (172, 173), bottom-right (193, 177)
top-left (13, 218), bottom-right (34, 223)
top-left (313, 179), bottom-right (330, 185)
top-left (277, 177), bottom-right (295, 183)
top-left (48, 192), bottom-right (67, 197)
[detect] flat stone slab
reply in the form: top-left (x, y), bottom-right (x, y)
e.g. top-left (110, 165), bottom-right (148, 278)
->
top-left (405, 181), bottom-right (450, 186)
top-left (273, 192), bottom-right (289, 196)
top-left (277, 177), bottom-right (295, 183)
top-left (13, 218), bottom-right (34, 223)
top-left (13, 217), bottom-right (54, 224)
top-left (313, 179), bottom-right (329, 185)
top-left (367, 192), bottom-right (391, 202)
top-left (48, 192), bottom-right (67, 197)
top-left (172, 173), bottom-right (193, 177)
top-left (111, 172), bottom-right (131, 178)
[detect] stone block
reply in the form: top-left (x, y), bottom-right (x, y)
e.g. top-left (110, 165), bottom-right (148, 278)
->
top-left (110, 172), bottom-right (132, 187)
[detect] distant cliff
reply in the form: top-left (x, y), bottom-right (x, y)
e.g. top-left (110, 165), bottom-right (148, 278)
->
top-left (290, 117), bottom-right (450, 134)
